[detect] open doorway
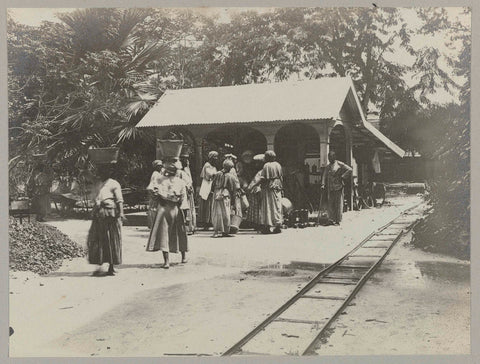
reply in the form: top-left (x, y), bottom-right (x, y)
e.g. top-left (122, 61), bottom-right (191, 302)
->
top-left (275, 122), bottom-right (320, 211)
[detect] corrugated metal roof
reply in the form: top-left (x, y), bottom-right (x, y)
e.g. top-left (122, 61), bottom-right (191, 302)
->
top-left (136, 77), bottom-right (353, 127)
top-left (136, 77), bottom-right (405, 158)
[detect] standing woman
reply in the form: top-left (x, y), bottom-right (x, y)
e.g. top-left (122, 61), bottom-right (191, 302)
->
top-left (28, 162), bottom-right (53, 222)
top-left (178, 153), bottom-right (196, 235)
top-left (321, 151), bottom-right (353, 225)
top-left (245, 155), bottom-right (264, 231)
top-left (225, 154), bottom-right (244, 234)
top-left (253, 150), bottom-right (284, 234)
top-left (146, 160), bottom-right (163, 229)
top-left (198, 151), bottom-right (218, 230)
top-left (146, 162), bottom-right (188, 268)
top-left (87, 164), bottom-right (126, 276)
top-left (211, 159), bottom-right (237, 237)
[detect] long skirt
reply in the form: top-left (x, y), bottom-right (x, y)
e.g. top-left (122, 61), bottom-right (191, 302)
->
top-left (245, 192), bottom-right (261, 227)
top-left (259, 188), bottom-right (283, 228)
top-left (185, 191), bottom-right (196, 234)
top-left (87, 216), bottom-right (122, 265)
top-left (327, 188), bottom-right (344, 223)
top-left (147, 196), bottom-right (156, 229)
top-left (146, 200), bottom-right (188, 253)
top-left (198, 193), bottom-right (213, 225)
top-left (32, 193), bottom-right (50, 219)
top-left (211, 196), bottom-right (231, 234)
top-left (233, 193), bottom-right (243, 218)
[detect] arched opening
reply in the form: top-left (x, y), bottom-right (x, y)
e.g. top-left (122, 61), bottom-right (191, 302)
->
top-left (274, 123), bottom-right (320, 211)
top-left (204, 125), bottom-right (267, 156)
top-left (203, 125), bottom-right (267, 180)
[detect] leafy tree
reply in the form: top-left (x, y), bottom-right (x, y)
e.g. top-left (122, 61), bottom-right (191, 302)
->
top-left (8, 9), bottom-right (172, 190)
top-left (410, 8), bottom-right (470, 259)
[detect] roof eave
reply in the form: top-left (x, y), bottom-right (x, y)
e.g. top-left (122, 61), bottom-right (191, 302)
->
top-left (346, 78), bottom-right (405, 158)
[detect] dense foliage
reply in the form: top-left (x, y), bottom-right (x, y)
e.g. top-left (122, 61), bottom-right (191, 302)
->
top-left (405, 9), bottom-right (470, 259)
top-left (412, 103), bottom-right (470, 259)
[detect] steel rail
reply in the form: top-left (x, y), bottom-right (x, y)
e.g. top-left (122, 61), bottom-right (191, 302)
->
top-left (222, 202), bottom-right (424, 356)
top-left (302, 229), bottom-right (405, 355)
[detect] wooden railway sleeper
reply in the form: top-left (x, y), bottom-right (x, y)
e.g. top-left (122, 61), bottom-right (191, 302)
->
top-left (300, 295), bottom-right (347, 300)
top-left (348, 254), bottom-right (383, 258)
top-left (336, 265), bottom-right (372, 269)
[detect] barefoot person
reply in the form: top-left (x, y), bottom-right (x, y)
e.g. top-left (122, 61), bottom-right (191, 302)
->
top-left (321, 151), bottom-right (353, 225)
top-left (198, 151), bottom-right (218, 230)
top-left (251, 150), bottom-right (284, 234)
top-left (146, 162), bottom-right (188, 268)
top-left (211, 159), bottom-right (237, 237)
top-left (245, 154), bottom-right (265, 232)
top-left (179, 153), bottom-right (196, 235)
top-left (225, 154), bottom-right (244, 234)
top-left (87, 164), bottom-right (126, 276)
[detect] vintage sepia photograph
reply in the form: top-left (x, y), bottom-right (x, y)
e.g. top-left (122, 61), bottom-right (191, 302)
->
top-left (7, 6), bottom-right (471, 357)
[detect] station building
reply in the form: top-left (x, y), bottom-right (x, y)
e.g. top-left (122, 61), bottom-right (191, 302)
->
top-left (136, 77), bottom-right (405, 210)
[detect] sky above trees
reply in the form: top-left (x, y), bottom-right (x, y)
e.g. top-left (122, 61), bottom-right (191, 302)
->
top-left (9, 7), bottom-right (469, 106)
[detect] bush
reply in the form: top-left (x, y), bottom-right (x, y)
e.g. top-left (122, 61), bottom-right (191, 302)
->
top-left (411, 103), bottom-right (470, 260)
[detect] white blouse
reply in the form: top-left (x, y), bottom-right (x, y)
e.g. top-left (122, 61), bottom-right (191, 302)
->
top-left (93, 178), bottom-right (123, 205)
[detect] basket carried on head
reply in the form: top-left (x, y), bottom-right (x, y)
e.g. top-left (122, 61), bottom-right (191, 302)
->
top-left (157, 140), bottom-right (183, 160)
top-left (88, 147), bottom-right (119, 164)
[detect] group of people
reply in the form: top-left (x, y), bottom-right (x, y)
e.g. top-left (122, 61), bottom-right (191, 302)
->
top-left (87, 154), bottom-right (193, 274)
top-left (85, 148), bottom-right (352, 275)
top-left (85, 149), bottom-right (287, 275)
top-left (198, 150), bottom-right (285, 236)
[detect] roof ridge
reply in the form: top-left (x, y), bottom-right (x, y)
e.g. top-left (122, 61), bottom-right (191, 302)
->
top-left (165, 76), bottom-right (352, 93)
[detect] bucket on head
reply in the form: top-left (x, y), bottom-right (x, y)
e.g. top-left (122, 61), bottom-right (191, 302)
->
top-left (157, 140), bottom-right (183, 160)
top-left (230, 215), bottom-right (242, 234)
top-left (88, 147), bottom-right (119, 164)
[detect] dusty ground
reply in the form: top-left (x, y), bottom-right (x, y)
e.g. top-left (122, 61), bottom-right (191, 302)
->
top-left (314, 231), bottom-right (470, 355)
top-left (8, 195), bottom-right (470, 357)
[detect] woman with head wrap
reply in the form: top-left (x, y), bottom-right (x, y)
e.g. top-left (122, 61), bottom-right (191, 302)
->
top-left (146, 160), bottom-right (164, 229)
top-left (198, 151), bottom-right (218, 229)
top-left (245, 154), bottom-right (265, 231)
top-left (146, 162), bottom-right (188, 268)
top-left (178, 153), bottom-right (196, 235)
top-left (87, 164), bottom-right (126, 276)
top-left (211, 159), bottom-right (237, 237)
top-left (251, 150), bottom-right (284, 233)
top-left (224, 154), bottom-right (244, 234)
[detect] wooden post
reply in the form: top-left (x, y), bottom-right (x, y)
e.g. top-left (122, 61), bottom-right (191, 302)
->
top-left (265, 134), bottom-right (275, 152)
top-left (343, 123), bottom-right (354, 211)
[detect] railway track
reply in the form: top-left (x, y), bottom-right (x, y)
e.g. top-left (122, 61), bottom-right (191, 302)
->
top-left (222, 202), bottom-right (426, 356)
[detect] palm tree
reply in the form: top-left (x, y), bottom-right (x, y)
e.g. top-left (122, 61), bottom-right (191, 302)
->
top-left (49, 8), bottom-right (171, 167)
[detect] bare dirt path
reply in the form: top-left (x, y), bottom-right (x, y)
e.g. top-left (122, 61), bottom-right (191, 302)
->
top-left (9, 195), bottom-right (468, 357)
